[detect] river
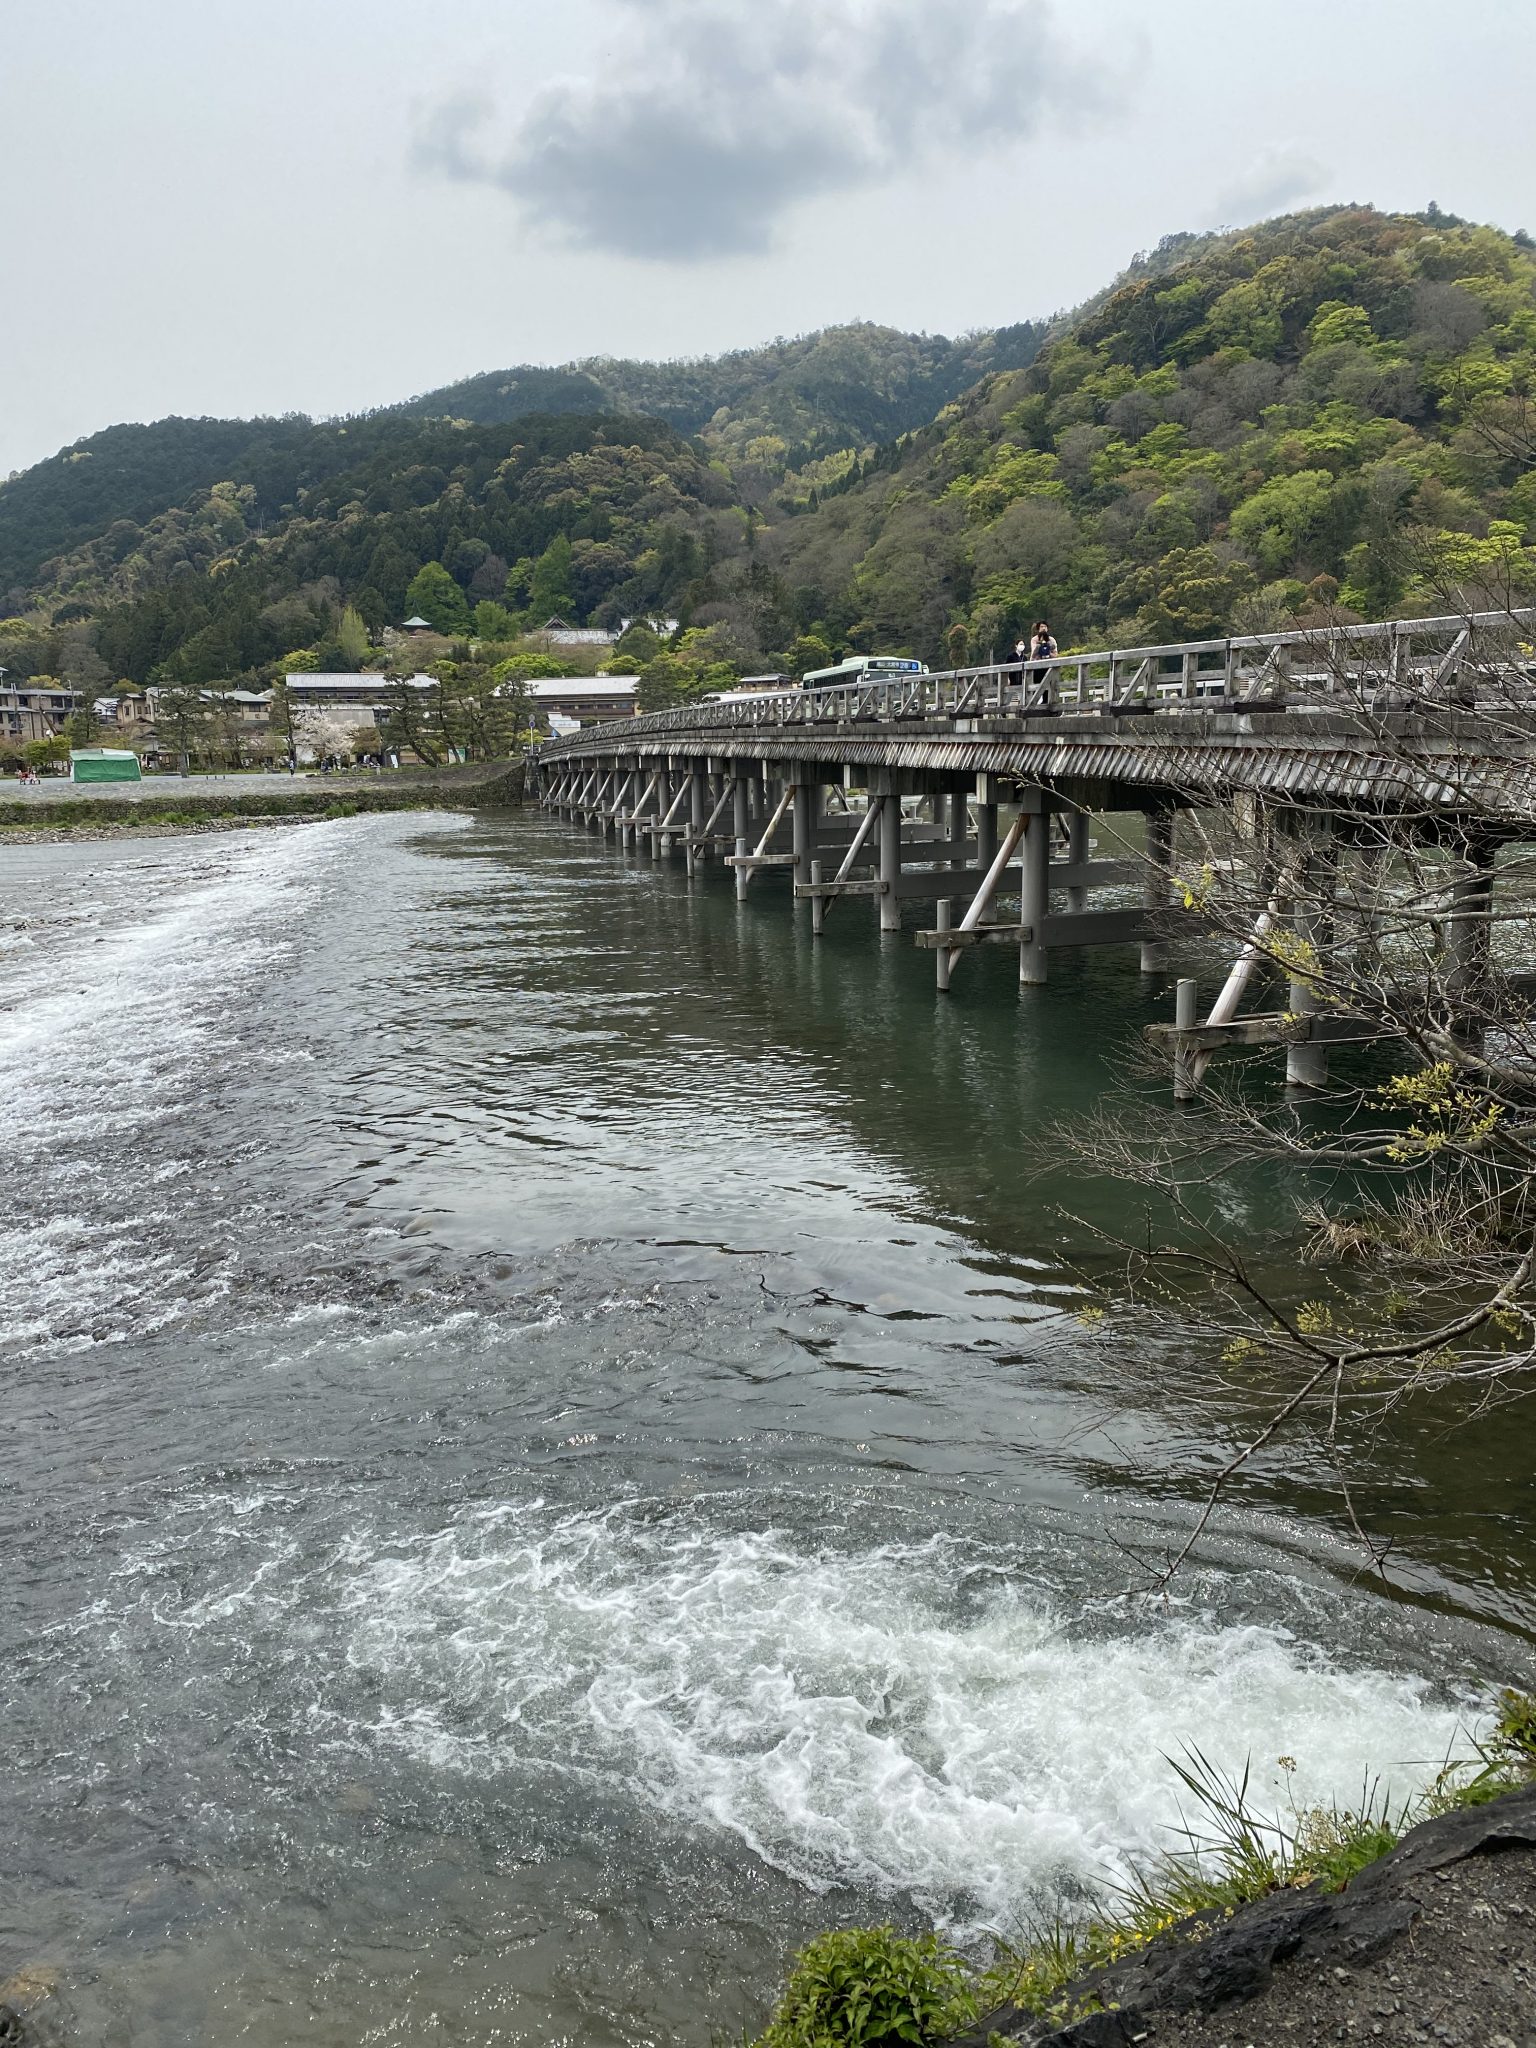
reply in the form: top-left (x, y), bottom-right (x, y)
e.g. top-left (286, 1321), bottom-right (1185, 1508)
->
top-left (2, 810), bottom-right (1531, 2045)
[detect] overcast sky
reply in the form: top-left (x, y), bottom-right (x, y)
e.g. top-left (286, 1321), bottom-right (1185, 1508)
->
top-left (4, 0), bottom-right (1534, 477)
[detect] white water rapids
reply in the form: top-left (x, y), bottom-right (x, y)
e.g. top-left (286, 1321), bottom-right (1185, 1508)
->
top-left (0, 814), bottom-right (1520, 2045)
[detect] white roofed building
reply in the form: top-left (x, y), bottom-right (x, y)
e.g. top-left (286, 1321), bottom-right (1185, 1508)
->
top-left (283, 672), bottom-right (435, 707)
top-left (520, 676), bottom-right (639, 725)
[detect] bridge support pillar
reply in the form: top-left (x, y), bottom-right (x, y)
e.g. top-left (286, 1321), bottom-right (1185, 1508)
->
top-left (686, 768), bottom-right (707, 876)
top-left (935, 898), bottom-right (953, 992)
top-left (878, 792), bottom-right (902, 932)
top-left (947, 791), bottom-right (967, 867)
top-left (654, 767), bottom-right (672, 859)
top-left (1019, 811), bottom-right (1050, 986)
top-left (733, 775), bottom-right (751, 902)
top-left (793, 778), bottom-right (823, 907)
top-left (1141, 805), bottom-right (1175, 972)
top-left (974, 776), bottom-right (998, 874)
top-left (619, 769), bottom-right (635, 853)
top-left (1446, 834), bottom-right (1497, 1047)
top-left (1285, 822), bottom-right (1336, 1092)
top-left (1066, 809), bottom-right (1090, 913)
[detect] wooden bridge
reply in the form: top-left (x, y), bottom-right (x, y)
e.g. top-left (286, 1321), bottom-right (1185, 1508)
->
top-left (530, 610), bottom-right (1536, 1092)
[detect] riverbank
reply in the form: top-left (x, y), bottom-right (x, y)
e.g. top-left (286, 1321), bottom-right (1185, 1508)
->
top-left (980, 1787), bottom-right (1536, 2047)
top-left (1, 811), bottom-right (366, 845)
top-left (749, 1695), bottom-right (1536, 2048)
top-left (0, 761), bottom-right (523, 838)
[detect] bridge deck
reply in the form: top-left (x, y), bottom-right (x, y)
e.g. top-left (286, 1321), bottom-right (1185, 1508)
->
top-left (531, 610), bottom-right (1536, 1097)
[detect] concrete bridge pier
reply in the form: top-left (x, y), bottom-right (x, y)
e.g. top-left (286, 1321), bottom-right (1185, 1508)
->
top-left (685, 766), bottom-right (706, 876)
top-left (1446, 833), bottom-right (1498, 1045)
top-left (1141, 804), bottom-right (1176, 973)
top-left (732, 774), bottom-right (751, 901)
top-left (1283, 814), bottom-right (1336, 1092)
top-left (653, 766), bottom-right (672, 859)
top-left (1019, 802), bottom-right (1050, 987)
top-left (876, 779), bottom-right (902, 933)
top-left (792, 777), bottom-right (820, 905)
top-left (619, 768), bottom-right (636, 853)
top-left (973, 775), bottom-right (999, 875)
top-left (947, 792), bottom-right (968, 871)
top-left (1065, 809), bottom-right (1090, 913)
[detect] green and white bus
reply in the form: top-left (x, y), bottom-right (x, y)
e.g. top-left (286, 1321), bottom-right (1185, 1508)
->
top-left (799, 655), bottom-right (929, 689)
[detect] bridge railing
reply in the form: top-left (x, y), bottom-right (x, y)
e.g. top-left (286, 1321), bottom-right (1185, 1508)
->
top-left (538, 608), bottom-right (1536, 752)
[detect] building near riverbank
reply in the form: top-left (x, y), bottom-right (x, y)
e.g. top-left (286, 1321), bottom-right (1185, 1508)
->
top-left (524, 676), bottom-right (638, 725)
top-left (0, 679), bottom-right (80, 744)
top-left (283, 672), bottom-right (416, 708)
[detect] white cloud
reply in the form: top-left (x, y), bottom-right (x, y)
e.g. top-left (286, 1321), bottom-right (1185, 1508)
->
top-left (413, 0), bottom-right (1116, 261)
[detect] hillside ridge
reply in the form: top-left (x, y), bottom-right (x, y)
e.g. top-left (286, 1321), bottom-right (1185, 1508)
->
top-left (5, 203), bottom-right (1534, 725)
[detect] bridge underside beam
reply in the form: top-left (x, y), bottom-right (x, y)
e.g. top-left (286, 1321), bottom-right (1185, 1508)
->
top-left (1146, 1012), bottom-right (1385, 1052)
top-left (915, 908), bottom-right (1204, 951)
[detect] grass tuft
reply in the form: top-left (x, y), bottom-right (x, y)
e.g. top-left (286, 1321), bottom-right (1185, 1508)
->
top-left (747, 1689), bottom-right (1536, 2048)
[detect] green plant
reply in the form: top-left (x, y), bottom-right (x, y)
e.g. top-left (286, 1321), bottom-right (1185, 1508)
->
top-left (753, 1927), bottom-right (976, 2048)
top-left (1429, 1686), bottom-right (1536, 1810)
top-left (1290, 1805), bottom-right (1402, 1893)
top-left (1490, 1686), bottom-right (1536, 1766)
top-left (753, 1694), bottom-right (1536, 2048)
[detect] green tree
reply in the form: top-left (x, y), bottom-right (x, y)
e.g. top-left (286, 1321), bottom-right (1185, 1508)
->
top-left (267, 679), bottom-right (300, 771)
top-left (152, 685), bottom-right (214, 775)
top-left (785, 632), bottom-right (833, 676)
top-left (22, 734), bottom-right (71, 774)
top-left (635, 653), bottom-right (695, 712)
top-left (635, 629), bottom-right (738, 711)
top-left (1116, 546), bottom-right (1256, 642)
top-left (335, 605), bottom-right (371, 670)
top-left (378, 675), bottom-right (443, 766)
top-left (1229, 471), bottom-right (1340, 577)
top-left (442, 659), bottom-right (525, 759)
top-left (404, 562), bottom-right (473, 637)
top-left (527, 534), bottom-right (577, 621)
top-left (492, 651), bottom-right (576, 683)
top-left (473, 600), bottom-right (519, 642)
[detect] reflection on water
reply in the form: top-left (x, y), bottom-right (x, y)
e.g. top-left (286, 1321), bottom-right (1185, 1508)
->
top-left (0, 812), bottom-right (1529, 2047)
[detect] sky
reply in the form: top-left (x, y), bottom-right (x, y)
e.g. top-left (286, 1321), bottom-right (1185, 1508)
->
top-left (4, 0), bottom-right (1536, 478)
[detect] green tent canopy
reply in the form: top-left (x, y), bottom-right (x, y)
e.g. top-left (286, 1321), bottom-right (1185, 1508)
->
top-left (70, 749), bottom-right (142, 783)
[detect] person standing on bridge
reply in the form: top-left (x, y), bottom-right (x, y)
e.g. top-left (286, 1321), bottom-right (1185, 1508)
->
top-left (1030, 621), bottom-right (1058, 664)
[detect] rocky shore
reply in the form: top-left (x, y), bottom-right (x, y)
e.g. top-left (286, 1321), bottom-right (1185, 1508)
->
top-left (973, 1788), bottom-right (1536, 2048)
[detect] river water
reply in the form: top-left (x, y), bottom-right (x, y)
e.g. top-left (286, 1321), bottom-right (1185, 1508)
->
top-left (3, 811), bottom-right (1531, 2046)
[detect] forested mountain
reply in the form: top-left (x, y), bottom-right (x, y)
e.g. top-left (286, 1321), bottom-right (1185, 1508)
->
top-left (0, 321), bottom-right (1046, 605)
top-left (399, 321), bottom-right (1050, 461)
top-left (768, 205), bottom-right (1536, 660)
top-left (82, 413), bottom-right (739, 686)
top-left (4, 205), bottom-right (1535, 706)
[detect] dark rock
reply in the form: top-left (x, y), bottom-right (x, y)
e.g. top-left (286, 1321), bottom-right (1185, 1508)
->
top-left (977, 1786), bottom-right (1536, 2046)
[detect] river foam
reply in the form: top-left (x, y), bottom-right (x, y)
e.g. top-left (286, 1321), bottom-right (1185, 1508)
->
top-left (328, 1498), bottom-right (1473, 1926)
top-left (0, 827), bottom-right (344, 1351)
